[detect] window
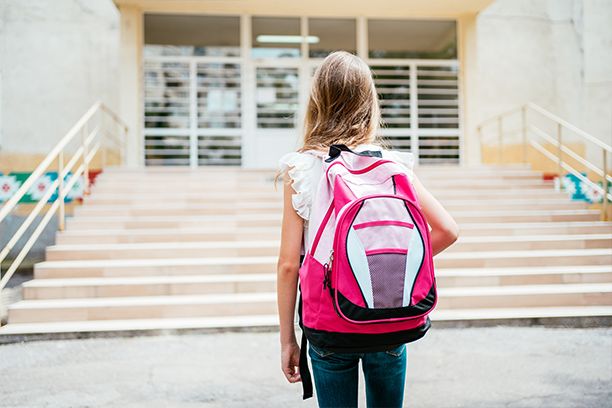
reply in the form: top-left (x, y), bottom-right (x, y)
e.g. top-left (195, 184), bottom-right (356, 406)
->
top-left (256, 67), bottom-right (299, 128)
top-left (144, 14), bottom-right (240, 57)
top-left (252, 17), bottom-right (301, 58)
top-left (308, 18), bottom-right (356, 58)
top-left (368, 19), bottom-right (457, 59)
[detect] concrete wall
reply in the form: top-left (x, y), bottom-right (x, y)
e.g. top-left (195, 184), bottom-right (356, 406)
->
top-left (475, 0), bottom-right (612, 166)
top-left (0, 0), bottom-right (119, 171)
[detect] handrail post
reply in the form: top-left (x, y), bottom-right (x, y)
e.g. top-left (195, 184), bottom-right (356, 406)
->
top-left (497, 116), bottom-right (503, 164)
top-left (57, 151), bottom-right (65, 231)
top-left (521, 105), bottom-right (527, 163)
top-left (556, 122), bottom-right (563, 182)
top-left (101, 111), bottom-right (107, 168)
top-left (82, 123), bottom-right (90, 195)
top-left (476, 125), bottom-right (484, 163)
top-left (603, 150), bottom-right (609, 221)
top-left (121, 125), bottom-right (127, 164)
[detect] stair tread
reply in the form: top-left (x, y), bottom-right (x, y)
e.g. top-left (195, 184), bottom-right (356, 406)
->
top-left (47, 234), bottom-right (612, 252)
top-left (11, 283), bottom-right (612, 309)
top-left (67, 209), bottom-right (599, 221)
top-left (438, 248), bottom-right (612, 259)
top-left (2, 306), bottom-right (611, 336)
top-left (0, 315), bottom-right (280, 335)
top-left (22, 265), bottom-right (612, 287)
top-left (430, 305), bottom-right (612, 320)
top-left (56, 221), bottom-right (612, 237)
top-left (47, 240), bottom-right (281, 251)
top-left (36, 256), bottom-right (279, 269)
top-left (437, 265), bottom-right (612, 276)
top-left (36, 248), bottom-right (611, 269)
top-left (9, 292), bottom-right (278, 309)
top-left (23, 274), bottom-right (277, 287)
top-left (438, 282), bottom-right (612, 296)
top-left (58, 227), bottom-right (281, 236)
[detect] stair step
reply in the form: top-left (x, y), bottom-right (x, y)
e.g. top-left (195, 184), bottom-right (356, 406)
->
top-left (8, 283), bottom-right (612, 323)
top-left (55, 222), bottom-right (612, 244)
top-left (23, 274), bottom-right (276, 299)
top-left (436, 283), bottom-right (612, 309)
top-left (74, 198), bottom-right (586, 216)
top-left (45, 234), bottom-right (612, 261)
top-left (91, 179), bottom-right (554, 193)
top-left (74, 202), bottom-right (587, 217)
top-left (64, 209), bottom-right (601, 230)
top-left (46, 240), bottom-right (281, 260)
top-left (448, 234), bottom-right (612, 251)
top-left (34, 256), bottom-right (280, 278)
top-left (3, 305), bottom-right (611, 338)
top-left (459, 221), bottom-right (612, 235)
top-left (23, 266), bottom-right (612, 300)
top-left (56, 227), bottom-right (281, 244)
top-left (436, 248), bottom-right (612, 268)
top-left (35, 248), bottom-right (612, 279)
top-left (83, 189), bottom-right (566, 205)
top-left (7, 292), bottom-right (279, 323)
top-left (75, 203), bottom-right (284, 216)
top-left (99, 166), bottom-right (539, 178)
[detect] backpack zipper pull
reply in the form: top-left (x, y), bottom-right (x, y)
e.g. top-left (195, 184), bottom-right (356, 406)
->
top-left (322, 250), bottom-right (334, 289)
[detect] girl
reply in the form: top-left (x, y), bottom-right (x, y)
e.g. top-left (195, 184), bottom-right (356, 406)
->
top-left (276, 51), bottom-right (458, 407)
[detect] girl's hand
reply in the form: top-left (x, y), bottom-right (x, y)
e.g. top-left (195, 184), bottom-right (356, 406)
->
top-left (281, 341), bottom-right (302, 383)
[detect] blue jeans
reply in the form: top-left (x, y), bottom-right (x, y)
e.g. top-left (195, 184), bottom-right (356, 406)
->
top-left (308, 343), bottom-right (407, 408)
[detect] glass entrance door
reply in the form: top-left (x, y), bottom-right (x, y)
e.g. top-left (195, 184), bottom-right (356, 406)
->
top-left (142, 14), bottom-right (461, 167)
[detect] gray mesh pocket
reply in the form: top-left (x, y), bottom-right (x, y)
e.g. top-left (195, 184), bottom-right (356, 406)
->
top-left (366, 253), bottom-right (407, 308)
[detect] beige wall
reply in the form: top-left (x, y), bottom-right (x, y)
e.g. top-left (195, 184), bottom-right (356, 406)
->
top-left (114, 0), bottom-right (493, 19)
top-left (474, 0), bottom-right (612, 167)
top-left (0, 0), bottom-right (119, 170)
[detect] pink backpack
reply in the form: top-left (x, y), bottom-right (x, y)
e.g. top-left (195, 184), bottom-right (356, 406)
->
top-left (297, 144), bottom-right (438, 399)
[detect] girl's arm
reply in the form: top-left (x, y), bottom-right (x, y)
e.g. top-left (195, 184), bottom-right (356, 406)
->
top-left (412, 174), bottom-right (459, 255)
top-left (277, 172), bottom-right (304, 383)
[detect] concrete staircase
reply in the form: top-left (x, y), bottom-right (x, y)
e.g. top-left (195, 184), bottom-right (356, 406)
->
top-left (1, 165), bottom-right (611, 339)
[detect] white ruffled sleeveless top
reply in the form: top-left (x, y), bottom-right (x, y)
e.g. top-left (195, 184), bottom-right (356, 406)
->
top-left (277, 143), bottom-right (415, 255)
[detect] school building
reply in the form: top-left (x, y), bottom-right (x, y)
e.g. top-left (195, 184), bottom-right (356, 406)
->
top-left (0, 0), bottom-right (610, 338)
top-left (1, 0), bottom-right (610, 171)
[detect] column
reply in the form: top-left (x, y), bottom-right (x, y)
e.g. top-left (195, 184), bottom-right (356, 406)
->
top-left (118, 6), bottom-right (144, 167)
top-left (457, 14), bottom-right (479, 166)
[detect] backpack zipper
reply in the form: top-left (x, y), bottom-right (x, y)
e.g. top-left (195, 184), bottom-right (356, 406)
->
top-left (322, 249), bottom-right (334, 290)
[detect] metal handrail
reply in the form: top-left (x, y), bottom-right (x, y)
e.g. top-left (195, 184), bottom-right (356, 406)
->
top-left (0, 102), bottom-right (127, 292)
top-left (477, 102), bottom-right (611, 220)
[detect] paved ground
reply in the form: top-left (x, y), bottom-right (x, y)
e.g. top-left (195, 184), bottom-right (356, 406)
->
top-left (1, 326), bottom-right (610, 408)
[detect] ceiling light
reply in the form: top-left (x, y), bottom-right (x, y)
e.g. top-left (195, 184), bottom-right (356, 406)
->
top-left (256, 35), bottom-right (320, 44)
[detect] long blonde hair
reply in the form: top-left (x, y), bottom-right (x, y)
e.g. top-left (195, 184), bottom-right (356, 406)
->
top-left (300, 50), bottom-right (387, 152)
top-left (275, 51), bottom-right (388, 188)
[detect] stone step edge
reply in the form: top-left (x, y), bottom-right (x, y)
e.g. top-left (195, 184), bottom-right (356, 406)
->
top-left (46, 234), bottom-right (612, 252)
top-left (22, 265), bottom-right (612, 288)
top-left (9, 283), bottom-right (612, 310)
top-left (1, 306), bottom-right (611, 340)
top-left (55, 221), bottom-right (612, 237)
top-left (34, 248), bottom-right (612, 270)
top-left (80, 197), bottom-right (573, 206)
top-left (66, 209), bottom-right (598, 222)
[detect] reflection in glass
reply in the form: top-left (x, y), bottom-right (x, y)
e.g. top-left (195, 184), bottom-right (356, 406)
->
top-left (252, 17), bottom-right (301, 58)
top-left (256, 67), bottom-right (299, 128)
top-left (144, 14), bottom-right (240, 57)
top-left (197, 62), bottom-right (242, 129)
top-left (308, 18), bottom-right (356, 58)
top-left (368, 19), bottom-right (456, 59)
